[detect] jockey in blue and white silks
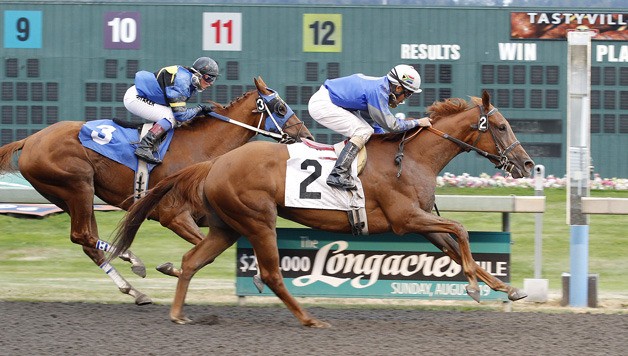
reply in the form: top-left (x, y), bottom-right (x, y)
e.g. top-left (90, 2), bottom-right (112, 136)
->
top-left (123, 57), bottom-right (219, 164)
top-left (308, 64), bottom-right (432, 190)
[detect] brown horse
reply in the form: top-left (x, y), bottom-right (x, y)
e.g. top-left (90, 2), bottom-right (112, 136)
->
top-left (0, 77), bottom-right (313, 305)
top-left (110, 91), bottom-right (534, 327)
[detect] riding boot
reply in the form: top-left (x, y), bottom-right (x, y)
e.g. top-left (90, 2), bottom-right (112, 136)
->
top-left (327, 142), bottom-right (360, 190)
top-left (135, 123), bottom-right (167, 164)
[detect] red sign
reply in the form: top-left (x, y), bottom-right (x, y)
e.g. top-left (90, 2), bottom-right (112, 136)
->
top-left (511, 12), bottom-right (627, 40)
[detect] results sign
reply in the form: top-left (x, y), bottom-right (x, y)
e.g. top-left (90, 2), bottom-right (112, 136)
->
top-left (236, 229), bottom-right (511, 301)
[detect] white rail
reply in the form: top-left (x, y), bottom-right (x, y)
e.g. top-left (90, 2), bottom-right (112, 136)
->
top-left (581, 197), bottom-right (628, 215)
top-left (434, 195), bottom-right (546, 233)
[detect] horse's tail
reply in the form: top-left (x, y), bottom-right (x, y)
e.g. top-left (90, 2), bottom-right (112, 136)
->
top-left (108, 161), bottom-right (215, 261)
top-left (0, 139), bottom-right (26, 173)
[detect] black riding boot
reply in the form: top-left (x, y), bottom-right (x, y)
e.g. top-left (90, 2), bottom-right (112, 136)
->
top-left (327, 142), bottom-right (360, 190)
top-left (135, 123), bottom-right (167, 164)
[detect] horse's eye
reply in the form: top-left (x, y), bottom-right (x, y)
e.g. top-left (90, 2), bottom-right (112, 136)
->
top-left (274, 102), bottom-right (287, 116)
top-left (498, 124), bottom-right (507, 131)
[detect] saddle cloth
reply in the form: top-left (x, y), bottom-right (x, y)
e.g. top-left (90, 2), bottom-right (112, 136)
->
top-left (285, 140), bottom-right (366, 212)
top-left (78, 119), bottom-right (174, 172)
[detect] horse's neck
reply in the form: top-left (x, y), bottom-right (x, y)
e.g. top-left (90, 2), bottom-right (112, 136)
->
top-left (408, 115), bottom-right (475, 174)
top-left (187, 99), bottom-right (259, 157)
top-left (197, 116), bottom-right (256, 154)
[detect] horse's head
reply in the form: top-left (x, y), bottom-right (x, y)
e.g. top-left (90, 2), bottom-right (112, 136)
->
top-left (254, 77), bottom-right (314, 143)
top-left (465, 91), bottom-right (534, 178)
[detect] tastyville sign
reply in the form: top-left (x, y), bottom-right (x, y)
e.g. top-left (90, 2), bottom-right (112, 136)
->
top-left (511, 12), bottom-right (627, 40)
top-left (236, 229), bottom-right (511, 301)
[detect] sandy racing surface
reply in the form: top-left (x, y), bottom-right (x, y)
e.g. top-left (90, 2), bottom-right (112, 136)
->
top-left (1, 300), bottom-right (627, 355)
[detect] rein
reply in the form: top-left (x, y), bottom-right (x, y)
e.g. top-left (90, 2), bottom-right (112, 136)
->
top-left (207, 111), bottom-right (283, 140)
top-left (426, 126), bottom-right (502, 161)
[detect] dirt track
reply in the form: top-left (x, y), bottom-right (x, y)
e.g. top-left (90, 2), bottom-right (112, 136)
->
top-left (1, 301), bottom-right (626, 355)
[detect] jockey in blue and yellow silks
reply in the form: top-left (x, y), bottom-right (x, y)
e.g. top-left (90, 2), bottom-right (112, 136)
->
top-left (123, 57), bottom-right (219, 164)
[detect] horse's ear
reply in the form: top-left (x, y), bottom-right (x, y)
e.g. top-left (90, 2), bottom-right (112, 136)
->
top-left (482, 90), bottom-right (490, 110)
top-left (254, 76), bottom-right (269, 94)
top-left (257, 76), bottom-right (267, 88)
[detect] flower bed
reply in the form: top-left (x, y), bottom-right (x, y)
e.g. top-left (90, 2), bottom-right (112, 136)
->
top-left (436, 173), bottom-right (628, 191)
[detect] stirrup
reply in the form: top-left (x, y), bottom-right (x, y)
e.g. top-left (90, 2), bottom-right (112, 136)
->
top-left (326, 175), bottom-right (356, 190)
top-left (135, 149), bottom-right (162, 164)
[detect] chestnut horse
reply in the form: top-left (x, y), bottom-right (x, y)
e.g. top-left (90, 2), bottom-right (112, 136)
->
top-left (110, 91), bottom-right (534, 327)
top-left (0, 77), bottom-right (312, 305)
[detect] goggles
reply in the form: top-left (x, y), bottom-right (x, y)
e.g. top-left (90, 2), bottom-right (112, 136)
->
top-left (202, 74), bottom-right (216, 84)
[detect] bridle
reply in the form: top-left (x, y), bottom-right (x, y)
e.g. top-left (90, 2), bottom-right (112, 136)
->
top-left (427, 105), bottom-right (520, 173)
top-left (395, 105), bottom-right (521, 177)
top-left (253, 90), bottom-right (307, 144)
top-left (205, 89), bottom-right (306, 144)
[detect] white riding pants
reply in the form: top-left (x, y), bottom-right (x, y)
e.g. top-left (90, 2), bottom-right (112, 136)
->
top-left (123, 86), bottom-right (177, 127)
top-left (308, 85), bottom-right (373, 147)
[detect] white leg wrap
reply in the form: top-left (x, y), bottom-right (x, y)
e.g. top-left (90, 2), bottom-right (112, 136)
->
top-left (95, 239), bottom-right (111, 252)
top-left (100, 262), bottom-right (130, 291)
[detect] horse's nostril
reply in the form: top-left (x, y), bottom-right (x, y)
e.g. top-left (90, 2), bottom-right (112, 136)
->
top-left (524, 160), bottom-right (535, 177)
top-left (525, 160), bottom-right (535, 171)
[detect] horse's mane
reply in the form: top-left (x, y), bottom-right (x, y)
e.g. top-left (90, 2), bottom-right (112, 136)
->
top-left (427, 97), bottom-right (474, 121)
top-left (181, 90), bottom-right (256, 128)
top-left (222, 90), bottom-right (255, 110)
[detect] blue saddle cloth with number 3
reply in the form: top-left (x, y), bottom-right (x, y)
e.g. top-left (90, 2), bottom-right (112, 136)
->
top-left (78, 120), bottom-right (174, 172)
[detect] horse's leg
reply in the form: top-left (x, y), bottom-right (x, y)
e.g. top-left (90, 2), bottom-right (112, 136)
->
top-left (424, 232), bottom-right (527, 301)
top-left (155, 209), bottom-right (206, 278)
top-left (394, 210), bottom-right (481, 302)
top-left (38, 185), bottom-right (151, 305)
top-left (72, 201), bottom-right (152, 305)
top-left (170, 225), bottom-right (239, 324)
top-left (246, 230), bottom-right (330, 328)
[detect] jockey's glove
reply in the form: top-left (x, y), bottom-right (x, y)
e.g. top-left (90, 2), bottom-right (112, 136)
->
top-left (197, 104), bottom-right (214, 115)
top-left (417, 117), bottom-right (432, 127)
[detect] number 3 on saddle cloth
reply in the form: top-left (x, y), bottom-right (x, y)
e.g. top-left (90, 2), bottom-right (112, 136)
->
top-left (284, 138), bottom-right (369, 235)
top-left (78, 119), bottom-right (174, 172)
top-left (78, 120), bottom-right (174, 199)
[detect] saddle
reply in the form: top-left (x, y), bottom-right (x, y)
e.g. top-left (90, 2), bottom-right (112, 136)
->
top-left (301, 138), bottom-right (368, 174)
top-left (112, 118), bottom-right (144, 129)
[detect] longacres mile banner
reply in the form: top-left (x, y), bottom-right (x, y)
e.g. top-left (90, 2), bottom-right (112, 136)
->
top-left (511, 12), bottom-right (628, 40)
top-left (236, 229), bottom-right (511, 301)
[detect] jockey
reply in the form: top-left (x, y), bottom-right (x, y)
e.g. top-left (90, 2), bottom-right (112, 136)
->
top-left (308, 64), bottom-right (432, 190)
top-left (124, 57), bottom-right (219, 164)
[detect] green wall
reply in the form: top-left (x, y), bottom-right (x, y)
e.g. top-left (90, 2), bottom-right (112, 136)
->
top-left (1, 2), bottom-right (626, 177)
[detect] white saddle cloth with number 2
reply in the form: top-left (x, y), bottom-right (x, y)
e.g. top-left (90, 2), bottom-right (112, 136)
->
top-left (285, 141), bottom-right (366, 211)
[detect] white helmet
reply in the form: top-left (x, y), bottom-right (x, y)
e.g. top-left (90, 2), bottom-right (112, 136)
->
top-left (387, 64), bottom-right (422, 94)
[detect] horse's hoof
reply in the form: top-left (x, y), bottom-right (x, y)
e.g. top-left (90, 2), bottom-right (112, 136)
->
top-left (135, 294), bottom-right (152, 305)
top-left (131, 264), bottom-right (147, 278)
top-left (466, 286), bottom-right (481, 303)
top-left (508, 288), bottom-right (528, 301)
top-left (253, 274), bottom-right (265, 293)
top-left (156, 262), bottom-right (175, 276)
top-left (305, 319), bottom-right (331, 328)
